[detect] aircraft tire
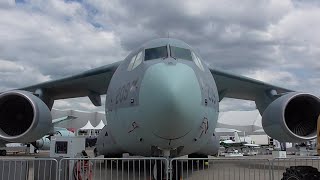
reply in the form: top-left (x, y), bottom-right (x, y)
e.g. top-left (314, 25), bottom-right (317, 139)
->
top-left (93, 148), bottom-right (98, 157)
top-left (188, 153), bottom-right (208, 168)
top-left (103, 154), bottom-right (122, 168)
top-left (0, 150), bottom-right (6, 156)
top-left (282, 166), bottom-right (320, 180)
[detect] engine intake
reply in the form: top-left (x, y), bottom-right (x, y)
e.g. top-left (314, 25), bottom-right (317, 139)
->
top-left (0, 90), bottom-right (52, 142)
top-left (262, 92), bottom-right (320, 142)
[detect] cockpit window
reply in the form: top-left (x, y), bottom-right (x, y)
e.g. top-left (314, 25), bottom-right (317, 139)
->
top-left (192, 52), bottom-right (205, 71)
top-left (127, 50), bottom-right (143, 71)
top-left (144, 46), bottom-right (167, 61)
top-left (170, 46), bottom-right (193, 61)
top-left (132, 51), bottom-right (143, 69)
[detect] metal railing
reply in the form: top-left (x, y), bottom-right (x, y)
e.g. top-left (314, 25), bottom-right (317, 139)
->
top-left (272, 157), bottom-right (320, 180)
top-left (58, 157), bottom-right (168, 180)
top-left (0, 158), bottom-right (58, 180)
top-left (2, 156), bottom-right (320, 180)
top-left (171, 158), bottom-right (271, 180)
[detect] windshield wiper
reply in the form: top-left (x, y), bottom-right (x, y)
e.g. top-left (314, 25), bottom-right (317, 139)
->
top-left (169, 45), bottom-right (177, 60)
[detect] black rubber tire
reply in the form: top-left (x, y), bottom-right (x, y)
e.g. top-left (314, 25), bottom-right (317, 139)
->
top-left (103, 154), bottom-right (123, 168)
top-left (282, 166), bottom-right (320, 180)
top-left (188, 153), bottom-right (208, 168)
top-left (93, 148), bottom-right (98, 157)
top-left (0, 150), bottom-right (6, 156)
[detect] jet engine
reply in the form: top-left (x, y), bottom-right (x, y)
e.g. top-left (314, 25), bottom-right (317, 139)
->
top-left (0, 90), bottom-right (52, 143)
top-left (262, 92), bottom-right (320, 142)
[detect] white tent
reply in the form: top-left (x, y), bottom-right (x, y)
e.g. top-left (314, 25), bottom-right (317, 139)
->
top-left (94, 120), bottom-right (105, 130)
top-left (80, 121), bottom-right (95, 130)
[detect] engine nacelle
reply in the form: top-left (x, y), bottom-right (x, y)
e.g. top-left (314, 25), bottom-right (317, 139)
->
top-left (34, 136), bottom-right (51, 150)
top-left (0, 90), bottom-right (52, 142)
top-left (262, 92), bottom-right (320, 142)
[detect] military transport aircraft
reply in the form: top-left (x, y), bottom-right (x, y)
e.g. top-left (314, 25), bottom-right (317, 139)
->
top-left (220, 131), bottom-right (260, 149)
top-left (0, 38), bottom-right (319, 178)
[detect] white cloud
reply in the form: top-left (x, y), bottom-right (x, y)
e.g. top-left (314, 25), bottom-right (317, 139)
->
top-left (0, 59), bottom-right (24, 72)
top-left (78, 102), bottom-right (97, 110)
top-left (244, 69), bottom-right (298, 87)
top-left (220, 98), bottom-right (256, 112)
top-left (0, 0), bottom-right (319, 112)
top-left (0, 59), bottom-right (50, 91)
top-left (53, 100), bottom-right (72, 109)
top-left (0, 1), bottom-right (126, 78)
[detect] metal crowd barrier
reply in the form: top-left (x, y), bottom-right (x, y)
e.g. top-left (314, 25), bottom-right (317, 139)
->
top-left (171, 158), bottom-right (271, 180)
top-left (2, 156), bottom-right (320, 180)
top-left (58, 157), bottom-right (168, 180)
top-left (0, 158), bottom-right (58, 180)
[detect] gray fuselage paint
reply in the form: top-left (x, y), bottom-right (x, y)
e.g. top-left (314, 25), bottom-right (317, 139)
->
top-left (97, 38), bottom-right (219, 157)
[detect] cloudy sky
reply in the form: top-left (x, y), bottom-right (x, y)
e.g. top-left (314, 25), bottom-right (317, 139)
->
top-left (0, 0), bottom-right (319, 112)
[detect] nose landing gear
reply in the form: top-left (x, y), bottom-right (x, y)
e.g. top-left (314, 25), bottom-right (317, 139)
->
top-left (152, 150), bottom-right (182, 180)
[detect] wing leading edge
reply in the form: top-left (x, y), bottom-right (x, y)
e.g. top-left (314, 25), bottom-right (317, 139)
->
top-left (19, 61), bottom-right (122, 107)
top-left (210, 67), bottom-right (293, 102)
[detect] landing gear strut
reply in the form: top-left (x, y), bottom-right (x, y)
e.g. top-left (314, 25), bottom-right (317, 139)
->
top-left (152, 150), bottom-right (182, 180)
top-left (152, 160), bottom-right (165, 180)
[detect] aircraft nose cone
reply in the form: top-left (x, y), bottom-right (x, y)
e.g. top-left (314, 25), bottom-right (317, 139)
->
top-left (140, 63), bottom-right (202, 140)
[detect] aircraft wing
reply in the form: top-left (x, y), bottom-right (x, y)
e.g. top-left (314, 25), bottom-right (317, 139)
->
top-left (243, 143), bottom-right (260, 147)
top-left (52, 116), bottom-right (77, 125)
top-left (19, 61), bottom-right (122, 106)
top-left (209, 68), bottom-right (293, 101)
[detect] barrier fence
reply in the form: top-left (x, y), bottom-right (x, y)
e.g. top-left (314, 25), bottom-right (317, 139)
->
top-left (58, 157), bottom-right (168, 180)
top-left (0, 158), bottom-right (58, 180)
top-left (171, 158), bottom-right (271, 180)
top-left (1, 157), bottom-right (320, 180)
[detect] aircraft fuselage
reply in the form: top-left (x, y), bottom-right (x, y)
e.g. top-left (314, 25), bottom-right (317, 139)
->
top-left (97, 39), bottom-right (219, 157)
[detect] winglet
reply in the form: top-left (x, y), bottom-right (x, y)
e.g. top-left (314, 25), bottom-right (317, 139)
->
top-left (234, 131), bottom-right (241, 143)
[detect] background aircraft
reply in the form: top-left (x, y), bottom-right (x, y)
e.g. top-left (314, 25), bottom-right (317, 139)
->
top-left (32, 127), bottom-right (75, 153)
top-left (0, 38), bottom-right (319, 178)
top-left (220, 131), bottom-right (260, 149)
